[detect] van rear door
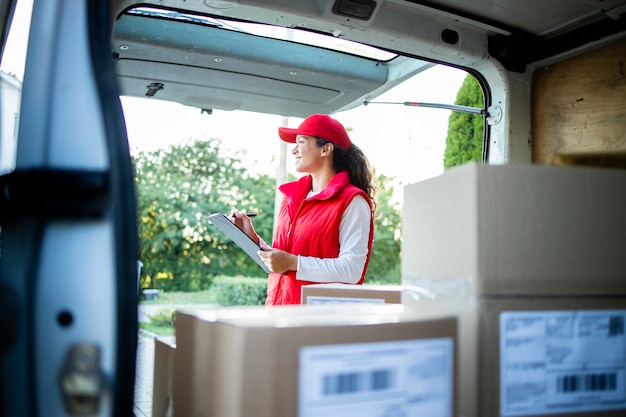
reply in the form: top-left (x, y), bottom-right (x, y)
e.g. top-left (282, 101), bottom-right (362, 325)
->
top-left (0, 1), bottom-right (138, 416)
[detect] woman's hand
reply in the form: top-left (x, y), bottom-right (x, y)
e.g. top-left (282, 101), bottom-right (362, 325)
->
top-left (230, 211), bottom-right (259, 245)
top-left (258, 248), bottom-right (297, 273)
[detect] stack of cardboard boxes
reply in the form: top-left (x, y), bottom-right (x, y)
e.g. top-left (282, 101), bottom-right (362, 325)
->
top-left (401, 162), bottom-right (626, 417)
top-left (151, 162), bottom-right (626, 417)
top-left (153, 287), bottom-right (449, 417)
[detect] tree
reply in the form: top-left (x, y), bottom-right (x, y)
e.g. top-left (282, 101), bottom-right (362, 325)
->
top-left (134, 138), bottom-right (275, 291)
top-left (443, 74), bottom-right (485, 169)
top-left (366, 173), bottom-right (402, 284)
top-left (134, 138), bottom-right (405, 291)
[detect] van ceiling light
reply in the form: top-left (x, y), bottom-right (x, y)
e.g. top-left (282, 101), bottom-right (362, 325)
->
top-left (332, 0), bottom-right (377, 20)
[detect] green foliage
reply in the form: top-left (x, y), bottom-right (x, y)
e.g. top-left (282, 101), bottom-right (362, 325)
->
top-left (134, 138), bottom-right (275, 291)
top-left (147, 308), bottom-right (176, 327)
top-left (140, 308), bottom-right (176, 337)
top-left (443, 74), bottom-right (485, 169)
top-left (139, 290), bottom-right (216, 304)
top-left (134, 138), bottom-right (404, 293)
top-left (366, 173), bottom-right (402, 284)
top-left (212, 276), bottom-right (267, 306)
top-left (139, 322), bottom-right (175, 337)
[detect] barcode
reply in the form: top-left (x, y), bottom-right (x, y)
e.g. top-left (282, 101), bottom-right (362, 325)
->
top-left (556, 373), bottom-right (617, 393)
top-left (322, 369), bottom-right (394, 396)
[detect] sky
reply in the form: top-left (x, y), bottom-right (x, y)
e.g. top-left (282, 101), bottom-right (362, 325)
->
top-left (119, 64), bottom-right (466, 184)
top-left (2, 0), bottom-right (467, 186)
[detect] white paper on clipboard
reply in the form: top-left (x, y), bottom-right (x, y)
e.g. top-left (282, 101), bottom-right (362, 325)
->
top-left (207, 212), bottom-right (271, 273)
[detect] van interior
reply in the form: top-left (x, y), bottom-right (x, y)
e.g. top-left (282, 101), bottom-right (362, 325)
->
top-left (1, 1), bottom-right (625, 417)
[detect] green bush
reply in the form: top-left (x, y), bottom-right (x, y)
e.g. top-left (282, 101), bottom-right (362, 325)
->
top-left (212, 276), bottom-right (267, 306)
top-left (140, 322), bottom-right (175, 336)
top-left (148, 308), bottom-right (176, 327)
top-left (366, 262), bottom-right (401, 285)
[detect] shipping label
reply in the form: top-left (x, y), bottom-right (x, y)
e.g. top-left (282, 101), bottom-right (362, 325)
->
top-left (500, 310), bottom-right (626, 416)
top-left (306, 296), bottom-right (386, 305)
top-left (299, 338), bottom-right (453, 417)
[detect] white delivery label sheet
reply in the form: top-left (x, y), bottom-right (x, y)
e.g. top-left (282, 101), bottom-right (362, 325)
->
top-left (299, 338), bottom-right (453, 417)
top-left (306, 296), bottom-right (386, 305)
top-left (500, 310), bottom-right (626, 416)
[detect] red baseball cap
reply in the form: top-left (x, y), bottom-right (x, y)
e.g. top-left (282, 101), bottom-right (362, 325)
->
top-left (278, 114), bottom-right (352, 150)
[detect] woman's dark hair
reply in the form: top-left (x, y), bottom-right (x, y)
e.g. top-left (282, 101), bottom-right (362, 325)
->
top-left (315, 137), bottom-right (378, 213)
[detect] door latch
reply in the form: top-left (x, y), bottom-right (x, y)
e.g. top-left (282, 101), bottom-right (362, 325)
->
top-left (59, 344), bottom-right (104, 415)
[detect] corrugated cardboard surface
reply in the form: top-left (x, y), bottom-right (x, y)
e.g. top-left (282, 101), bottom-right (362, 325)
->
top-left (403, 297), bottom-right (478, 417)
top-left (152, 336), bottom-right (175, 417)
top-left (173, 305), bottom-right (271, 417)
top-left (175, 304), bottom-right (458, 417)
top-left (404, 296), bottom-right (626, 417)
top-left (402, 162), bottom-right (626, 296)
top-left (301, 283), bottom-right (403, 304)
top-left (481, 297), bottom-right (626, 417)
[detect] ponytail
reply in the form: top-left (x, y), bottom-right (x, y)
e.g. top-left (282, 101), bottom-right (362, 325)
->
top-left (315, 138), bottom-right (378, 214)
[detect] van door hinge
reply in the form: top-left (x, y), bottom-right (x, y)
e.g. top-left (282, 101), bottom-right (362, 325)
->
top-left (486, 105), bottom-right (502, 125)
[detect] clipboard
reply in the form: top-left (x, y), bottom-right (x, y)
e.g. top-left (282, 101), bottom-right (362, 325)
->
top-left (207, 212), bottom-right (271, 273)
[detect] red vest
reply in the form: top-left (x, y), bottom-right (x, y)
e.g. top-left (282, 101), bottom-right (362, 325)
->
top-left (266, 171), bottom-right (374, 305)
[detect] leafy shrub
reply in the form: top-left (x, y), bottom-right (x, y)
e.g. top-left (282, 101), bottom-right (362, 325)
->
top-left (148, 308), bottom-right (176, 327)
top-left (366, 262), bottom-right (401, 285)
top-left (134, 139), bottom-right (276, 293)
top-left (212, 276), bottom-right (267, 306)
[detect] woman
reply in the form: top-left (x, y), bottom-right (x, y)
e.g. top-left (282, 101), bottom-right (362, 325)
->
top-left (233, 114), bottom-right (377, 305)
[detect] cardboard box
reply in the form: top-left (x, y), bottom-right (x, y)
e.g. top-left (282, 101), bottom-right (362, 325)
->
top-left (480, 297), bottom-right (626, 417)
top-left (401, 163), bottom-right (626, 417)
top-left (301, 283), bottom-right (402, 304)
top-left (402, 162), bottom-right (626, 296)
top-left (152, 336), bottom-right (175, 417)
top-left (403, 295), bottom-right (626, 417)
top-left (174, 304), bottom-right (458, 417)
top-left (174, 305), bottom-right (270, 417)
top-left (301, 283), bottom-right (435, 305)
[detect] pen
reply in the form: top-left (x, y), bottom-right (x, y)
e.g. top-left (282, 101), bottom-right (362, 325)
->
top-left (232, 212), bottom-right (257, 218)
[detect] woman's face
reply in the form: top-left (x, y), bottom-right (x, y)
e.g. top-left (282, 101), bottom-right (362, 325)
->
top-left (292, 135), bottom-right (325, 173)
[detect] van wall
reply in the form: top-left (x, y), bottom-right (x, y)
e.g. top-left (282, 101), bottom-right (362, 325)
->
top-left (531, 39), bottom-right (626, 164)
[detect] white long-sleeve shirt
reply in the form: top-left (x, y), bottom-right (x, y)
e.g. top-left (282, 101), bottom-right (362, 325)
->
top-left (259, 194), bottom-right (371, 283)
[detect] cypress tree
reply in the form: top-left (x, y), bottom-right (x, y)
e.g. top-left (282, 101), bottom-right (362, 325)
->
top-left (443, 74), bottom-right (485, 169)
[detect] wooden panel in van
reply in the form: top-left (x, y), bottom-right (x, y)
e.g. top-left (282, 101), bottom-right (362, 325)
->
top-left (531, 39), bottom-right (626, 164)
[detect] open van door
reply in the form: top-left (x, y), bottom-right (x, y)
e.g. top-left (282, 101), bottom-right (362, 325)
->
top-left (0, 1), bottom-right (138, 416)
